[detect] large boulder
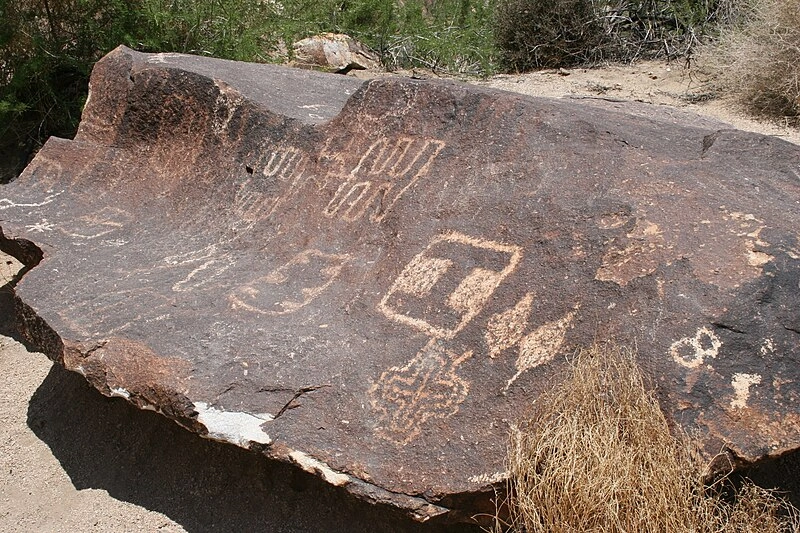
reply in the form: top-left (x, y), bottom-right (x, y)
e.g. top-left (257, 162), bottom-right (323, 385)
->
top-left (1, 46), bottom-right (799, 523)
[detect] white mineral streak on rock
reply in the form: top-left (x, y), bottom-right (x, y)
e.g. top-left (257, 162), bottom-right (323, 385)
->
top-left (109, 387), bottom-right (130, 399)
top-left (194, 402), bottom-right (273, 446)
top-left (468, 471), bottom-right (508, 484)
top-left (730, 373), bottom-right (762, 409)
top-left (289, 450), bottom-right (350, 486)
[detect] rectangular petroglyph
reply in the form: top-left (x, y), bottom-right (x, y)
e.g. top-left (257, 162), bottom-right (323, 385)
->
top-left (323, 137), bottom-right (445, 223)
top-left (379, 232), bottom-right (523, 339)
top-left (229, 249), bottom-right (349, 316)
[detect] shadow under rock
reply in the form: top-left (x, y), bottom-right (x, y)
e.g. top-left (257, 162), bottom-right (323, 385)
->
top-left (26, 364), bottom-right (485, 533)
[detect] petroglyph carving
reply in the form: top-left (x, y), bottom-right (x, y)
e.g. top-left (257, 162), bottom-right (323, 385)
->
top-left (468, 471), bottom-right (508, 485)
top-left (62, 207), bottom-right (131, 240)
top-left (379, 232), bottom-right (523, 339)
top-left (670, 326), bottom-right (722, 369)
top-left (596, 217), bottom-right (667, 286)
top-left (730, 373), bottom-right (762, 409)
top-left (212, 80), bottom-right (245, 136)
top-left (162, 243), bottom-right (236, 292)
top-left (369, 339), bottom-right (473, 445)
top-left (61, 287), bottom-right (174, 337)
top-left (0, 191), bottom-right (64, 211)
top-left (233, 147), bottom-right (308, 229)
top-left (761, 338), bottom-right (776, 356)
top-left (323, 137), bottom-right (445, 223)
top-left (173, 255), bottom-right (236, 292)
top-left (485, 293), bottom-right (534, 359)
top-left (505, 309), bottom-right (576, 390)
top-left (24, 219), bottom-right (55, 233)
top-left (229, 249), bottom-right (348, 315)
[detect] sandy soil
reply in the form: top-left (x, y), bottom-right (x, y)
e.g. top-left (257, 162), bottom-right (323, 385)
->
top-left (1, 59), bottom-right (798, 532)
top-left (474, 60), bottom-right (800, 146)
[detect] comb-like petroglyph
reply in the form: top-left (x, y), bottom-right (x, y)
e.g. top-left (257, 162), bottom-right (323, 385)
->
top-left (2, 46), bottom-right (800, 524)
top-left (323, 137), bottom-right (445, 223)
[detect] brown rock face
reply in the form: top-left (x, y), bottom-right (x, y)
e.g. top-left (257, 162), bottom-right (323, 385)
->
top-left (1, 46), bottom-right (799, 523)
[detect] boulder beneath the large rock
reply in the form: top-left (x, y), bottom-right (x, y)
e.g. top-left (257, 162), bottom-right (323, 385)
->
top-left (1, 45), bottom-right (799, 524)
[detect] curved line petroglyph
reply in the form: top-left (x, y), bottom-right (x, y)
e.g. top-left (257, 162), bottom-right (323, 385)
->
top-left (0, 191), bottom-right (64, 210)
top-left (229, 249), bottom-right (349, 316)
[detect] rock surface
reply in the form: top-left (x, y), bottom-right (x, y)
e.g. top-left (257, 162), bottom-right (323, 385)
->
top-left (292, 33), bottom-right (380, 73)
top-left (1, 45), bottom-right (799, 523)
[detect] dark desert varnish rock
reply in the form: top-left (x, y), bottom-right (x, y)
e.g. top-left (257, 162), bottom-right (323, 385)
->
top-left (1, 46), bottom-right (799, 523)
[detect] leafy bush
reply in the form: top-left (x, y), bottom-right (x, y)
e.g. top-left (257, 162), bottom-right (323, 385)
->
top-left (0, 0), bottom-right (142, 182)
top-left (702, 0), bottom-right (800, 122)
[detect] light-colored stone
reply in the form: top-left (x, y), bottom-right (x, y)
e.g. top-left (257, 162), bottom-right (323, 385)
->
top-left (292, 33), bottom-right (380, 73)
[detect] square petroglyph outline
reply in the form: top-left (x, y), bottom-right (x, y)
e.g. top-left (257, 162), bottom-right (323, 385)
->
top-left (378, 232), bottom-right (523, 340)
top-left (229, 249), bottom-right (350, 316)
top-left (323, 137), bottom-right (445, 224)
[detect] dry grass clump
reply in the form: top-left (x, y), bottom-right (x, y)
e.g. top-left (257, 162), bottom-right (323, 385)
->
top-left (496, 345), bottom-right (799, 533)
top-left (702, 0), bottom-right (800, 122)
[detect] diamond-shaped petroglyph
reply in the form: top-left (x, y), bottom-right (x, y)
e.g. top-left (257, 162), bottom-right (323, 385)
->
top-left (505, 310), bottom-right (576, 390)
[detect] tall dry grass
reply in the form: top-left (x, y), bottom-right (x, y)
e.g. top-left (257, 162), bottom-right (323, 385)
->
top-left (495, 345), bottom-right (799, 533)
top-left (702, 0), bottom-right (800, 122)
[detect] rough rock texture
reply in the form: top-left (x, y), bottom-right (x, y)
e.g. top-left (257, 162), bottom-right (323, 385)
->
top-left (1, 46), bottom-right (799, 523)
top-left (292, 33), bottom-right (380, 73)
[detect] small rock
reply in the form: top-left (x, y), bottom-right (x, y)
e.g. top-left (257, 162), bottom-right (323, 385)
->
top-left (292, 33), bottom-right (380, 74)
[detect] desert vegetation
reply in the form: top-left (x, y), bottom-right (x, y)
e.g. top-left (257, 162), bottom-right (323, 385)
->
top-left (1, 0), bottom-right (798, 181)
top-left (495, 345), bottom-right (800, 533)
